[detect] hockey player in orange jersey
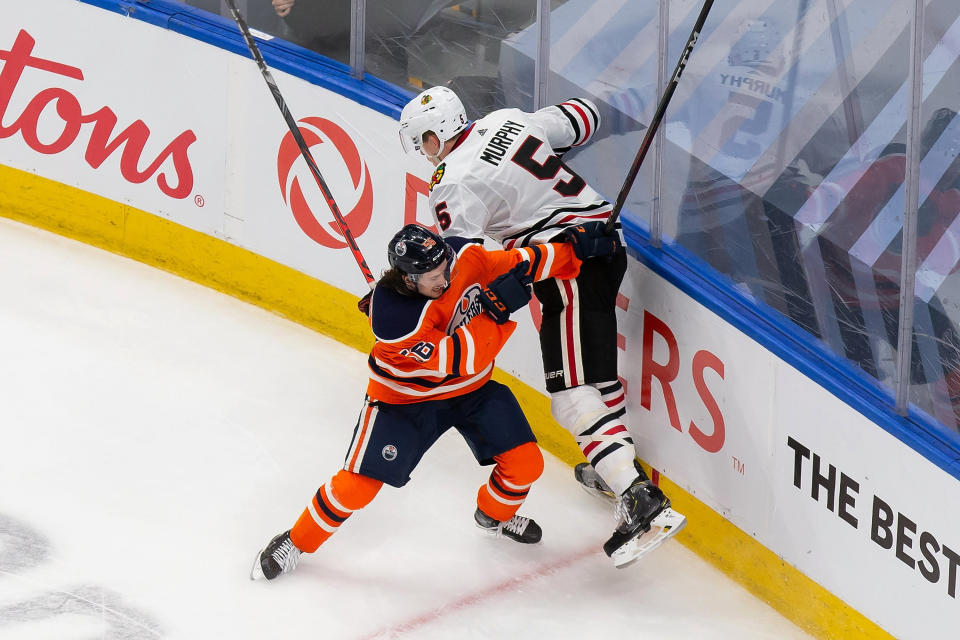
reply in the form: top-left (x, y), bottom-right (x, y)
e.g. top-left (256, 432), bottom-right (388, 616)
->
top-left (251, 222), bottom-right (621, 580)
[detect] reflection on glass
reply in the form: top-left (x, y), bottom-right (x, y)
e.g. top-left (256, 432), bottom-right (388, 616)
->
top-left (502, 0), bottom-right (959, 439)
top-left (909, 103), bottom-right (960, 430)
top-left (659, 0), bottom-right (960, 440)
top-left (666, 3), bottom-right (895, 356)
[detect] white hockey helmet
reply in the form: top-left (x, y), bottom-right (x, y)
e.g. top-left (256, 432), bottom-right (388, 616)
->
top-left (398, 86), bottom-right (469, 155)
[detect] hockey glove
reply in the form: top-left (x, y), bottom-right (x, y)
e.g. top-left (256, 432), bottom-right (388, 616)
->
top-left (357, 291), bottom-right (372, 316)
top-left (563, 221), bottom-right (622, 260)
top-left (478, 260), bottom-right (533, 324)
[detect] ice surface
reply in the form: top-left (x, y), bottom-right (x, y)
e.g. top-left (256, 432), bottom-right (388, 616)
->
top-left (0, 218), bottom-right (811, 639)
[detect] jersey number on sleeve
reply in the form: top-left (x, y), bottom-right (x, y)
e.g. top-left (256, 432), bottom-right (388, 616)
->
top-left (511, 136), bottom-right (586, 197)
top-left (405, 341), bottom-right (436, 362)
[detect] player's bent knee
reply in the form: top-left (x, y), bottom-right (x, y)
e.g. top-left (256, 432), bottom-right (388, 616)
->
top-left (550, 385), bottom-right (609, 434)
top-left (496, 441), bottom-right (544, 484)
top-left (330, 469), bottom-right (383, 510)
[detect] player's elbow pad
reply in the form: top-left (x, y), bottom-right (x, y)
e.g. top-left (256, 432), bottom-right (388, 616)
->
top-left (556, 98), bottom-right (601, 147)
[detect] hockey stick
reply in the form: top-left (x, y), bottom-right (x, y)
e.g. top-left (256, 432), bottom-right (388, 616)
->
top-left (605, 0), bottom-right (715, 233)
top-left (223, 0), bottom-right (376, 288)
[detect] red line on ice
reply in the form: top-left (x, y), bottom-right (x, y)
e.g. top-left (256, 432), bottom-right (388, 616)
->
top-left (355, 544), bottom-right (600, 640)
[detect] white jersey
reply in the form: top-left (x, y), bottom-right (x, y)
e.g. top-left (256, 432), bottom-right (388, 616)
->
top-left (429, 99), bottom-right (611, 249)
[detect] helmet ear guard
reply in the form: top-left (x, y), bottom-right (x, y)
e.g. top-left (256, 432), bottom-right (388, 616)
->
top-left (398, 111), bottom-right (436, 154)
top-left (398, 86), bottom-right (468, 155)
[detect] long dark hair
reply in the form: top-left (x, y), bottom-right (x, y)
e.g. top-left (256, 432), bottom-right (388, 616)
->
top-left (379, 268), bottom-right (417, 296)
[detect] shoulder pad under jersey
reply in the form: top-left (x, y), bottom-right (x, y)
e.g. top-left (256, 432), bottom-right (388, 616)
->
top-left (369, 285), bottom-right (430, 342)
top-left (446, 236), bottom-right (482, 254)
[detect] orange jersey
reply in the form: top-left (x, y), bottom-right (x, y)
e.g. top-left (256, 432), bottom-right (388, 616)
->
top-left (366, 237), bottom-right (581, 404)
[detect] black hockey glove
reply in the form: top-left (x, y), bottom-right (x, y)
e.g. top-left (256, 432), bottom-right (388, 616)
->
top-left (357, 291), bottom-right (372, 316)
top-left (478, 261), bottom-right (533, 324)
top-left (563, 221), bottom-right (622, 260)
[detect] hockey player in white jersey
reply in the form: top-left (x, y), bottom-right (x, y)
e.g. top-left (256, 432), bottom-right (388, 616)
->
top-left (399, 86), bottom-right (686, 567)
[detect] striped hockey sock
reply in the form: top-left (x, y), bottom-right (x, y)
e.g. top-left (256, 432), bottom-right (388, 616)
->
top-left (594, 380), bottom-right (626, 418)
top-left (552, 385), bottom-right (639, 496)
top-left (477, 442), bottom-right (543, 523)
top-left (575, 413), bottom-right (637, 497)
top-left (290, 470), bottom-right (382, 553)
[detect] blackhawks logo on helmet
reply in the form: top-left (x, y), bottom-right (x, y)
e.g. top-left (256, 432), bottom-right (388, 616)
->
top-left (421, 94), bottom-right (433, 105)
top-left (429, 163), bottom-right (445, 191)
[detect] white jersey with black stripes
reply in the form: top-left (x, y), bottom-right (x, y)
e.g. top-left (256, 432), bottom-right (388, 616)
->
top-left (430, 99), bottom-right (613, 249)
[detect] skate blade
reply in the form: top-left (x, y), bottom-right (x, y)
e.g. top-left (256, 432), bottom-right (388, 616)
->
top-left (577, 481), bottom-right (616, 503)
top-left (611, 508), bottom-right (687, 569)
top-left (250, 552), bottom-right (266, 581)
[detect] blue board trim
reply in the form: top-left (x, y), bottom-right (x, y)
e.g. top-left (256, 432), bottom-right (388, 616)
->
top-left (622, 216), bottom-right (960, 480)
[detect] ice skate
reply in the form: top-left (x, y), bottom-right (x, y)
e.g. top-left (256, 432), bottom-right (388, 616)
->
top-left (603, 480), bottom-right (686, 568)
top-left (474, 508), bottom-right (542, 544)
top-left (608, 506), bottom-right (687, 568)
top-left (250, 530), bottom-right (302, 581)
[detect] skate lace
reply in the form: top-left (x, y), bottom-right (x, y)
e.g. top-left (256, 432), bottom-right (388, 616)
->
top-left (615, 485), bottom-right (647, 526)
top-left (501, 515), bottom-right (529, 536)
top-left (272, 537), bottom-right (301, 573)
top-left (614, 496), bottom-right (634, 526)
top-left (615, 483), bottom-right (668, 530)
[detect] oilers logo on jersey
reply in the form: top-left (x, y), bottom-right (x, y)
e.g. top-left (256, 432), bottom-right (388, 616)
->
top-left (445, 284), bottom-right (485, 334)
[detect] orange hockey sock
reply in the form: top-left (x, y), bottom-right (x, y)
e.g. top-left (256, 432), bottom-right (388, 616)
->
top-left (290, 469), bottom-right (383, 553)
top-left (477, 442), bottom-right (544, 523)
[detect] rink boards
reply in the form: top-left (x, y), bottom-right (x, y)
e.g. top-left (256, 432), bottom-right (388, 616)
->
top-left (1, 2), bottom-right (959, 638)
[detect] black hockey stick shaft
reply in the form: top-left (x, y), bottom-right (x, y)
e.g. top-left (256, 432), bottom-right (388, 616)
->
top-left (605, 0), bottom-right (715, 233)
top-left (223, 0), bottom-right (376, 288)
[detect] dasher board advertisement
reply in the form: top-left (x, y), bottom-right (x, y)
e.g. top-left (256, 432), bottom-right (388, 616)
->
top-left (619, 262), bottom-right (960, 639)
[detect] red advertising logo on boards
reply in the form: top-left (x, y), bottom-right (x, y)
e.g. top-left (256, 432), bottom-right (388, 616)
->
top-left (276, 117), bottom-right (374, 249)
top-left (0, 29), bottom-right (196, 199)
top-left (613, 300), bottom-right (727, 455)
